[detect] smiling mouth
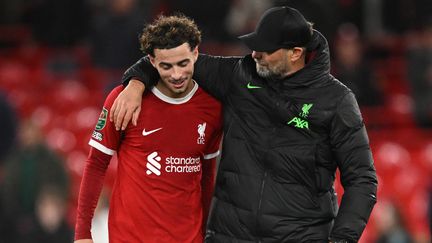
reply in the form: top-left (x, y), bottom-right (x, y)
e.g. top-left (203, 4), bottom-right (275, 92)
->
top-left (170, 79), bottom-right (186, 88)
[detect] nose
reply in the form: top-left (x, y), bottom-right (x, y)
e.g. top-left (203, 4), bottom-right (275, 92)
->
top-left (171, 66), bottom-right (182, 80)
top-left (252, 51), bottom-right (262, 59)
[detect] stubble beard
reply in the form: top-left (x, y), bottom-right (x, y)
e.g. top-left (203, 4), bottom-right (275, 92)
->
top-left (256, 63), bottom-right (287, 79)
top-left (256, 64), bottom-right (271, 78)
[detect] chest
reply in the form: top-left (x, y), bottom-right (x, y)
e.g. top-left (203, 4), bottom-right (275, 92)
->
top-left (234, 82), bottom-right (333, 128)
top-left (123, 101), bottom-right (218, 155)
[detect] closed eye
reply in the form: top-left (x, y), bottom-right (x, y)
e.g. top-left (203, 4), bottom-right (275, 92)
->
top-left (159, 63), bottom-right (172, 70)
top-left (177, 60), bottom-right (190, 67)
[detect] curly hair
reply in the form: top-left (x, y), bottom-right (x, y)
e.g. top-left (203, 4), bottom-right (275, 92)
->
top-left (140, 14), bottom-right (201, 57)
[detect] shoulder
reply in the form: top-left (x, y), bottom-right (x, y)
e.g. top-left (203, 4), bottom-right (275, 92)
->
top-left (103, 85), bottom-right (125, 106)
top-left (328, 85), bottom-right (362, 128)
top-left (330, 79), bottom-right (358, 109)
top-left (195, 86), bottom-right (221, 107)
top-left (310, 76), bottom-right (358, 124)
top-left (316, 76), bottom-right (353, 105)
top-left (107, 85), bottom-right (125, 98)
top-left (192, 86), bottom-right (222, 124)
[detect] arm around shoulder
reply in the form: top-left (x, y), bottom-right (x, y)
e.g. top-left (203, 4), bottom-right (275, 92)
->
top-left (110, 79), bottom-right (145, 130)
top-left (194, 54), bottom-right (243, 99)
top-left (122, 57), bottom-right (159, 87)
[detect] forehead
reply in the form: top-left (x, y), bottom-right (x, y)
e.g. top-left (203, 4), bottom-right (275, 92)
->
top-left (153, 43), bottom-right (194, 63)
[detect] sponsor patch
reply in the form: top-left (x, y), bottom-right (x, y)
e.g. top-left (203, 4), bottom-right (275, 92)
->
top-left (92, 131), bottom-right (103, 141)
top-left (95, 108), bottom-right (108, 131)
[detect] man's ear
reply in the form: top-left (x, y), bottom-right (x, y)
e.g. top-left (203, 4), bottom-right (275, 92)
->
top-left (149, 54), bottom-right (156, 68)
top-left (290, 47), bottom-right (305, 62)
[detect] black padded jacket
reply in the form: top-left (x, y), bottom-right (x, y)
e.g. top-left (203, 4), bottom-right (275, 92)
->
top-left (122, 30), bottom-right (378, 243)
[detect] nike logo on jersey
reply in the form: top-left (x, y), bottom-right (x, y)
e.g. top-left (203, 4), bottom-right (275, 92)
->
top-left (247, 82), bottom-right (262, 89)
top-left (142, 127), bottom-right (163, 136)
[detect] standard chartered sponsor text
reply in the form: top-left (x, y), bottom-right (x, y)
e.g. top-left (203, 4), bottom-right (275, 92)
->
top-left (165, 156), bottom-right (201, 173)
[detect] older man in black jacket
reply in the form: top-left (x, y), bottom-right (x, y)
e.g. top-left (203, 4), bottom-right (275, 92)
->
top-left (111, 7), bottom-right (377, 243)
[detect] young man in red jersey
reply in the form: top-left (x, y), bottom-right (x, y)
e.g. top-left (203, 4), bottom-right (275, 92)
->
top-left (74, 14), bottom-right (223, 243)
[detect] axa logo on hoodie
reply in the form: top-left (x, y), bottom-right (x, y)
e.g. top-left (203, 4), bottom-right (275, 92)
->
top-left (287, 103), bottom-right (313, 130)
top-left (146, 152), bottom-right (201, 176)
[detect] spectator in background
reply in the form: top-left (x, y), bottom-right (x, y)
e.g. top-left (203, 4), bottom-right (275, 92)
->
top-left (0, 0), bottom-right (25, 25)
top-left (273, 0), bottom-right (342, 44)
top-left (0, 92), bottom-right (18, 243)
top-left (224, 0), bottom-right (272, 38)
top-left (374, 201), bottom-right (413, 243)
top-left (0, 92), bottom-right (17, 163)
top-left (22, 186), bottom-right (73, 243)
top-left (332, 23), bottom-right (384, 107)
top-left (406, 20), bottom-right (432, 128)
top-left (0, 119), bottom-right (70, 243)
top-left (22, 0), bottom-right (89, 47)
top-left (161, 0), bottom-right (232, 42)
top-left (90, 0), bottom-right (144, 70)
top-left (381, 0), bottom-right (432, 35)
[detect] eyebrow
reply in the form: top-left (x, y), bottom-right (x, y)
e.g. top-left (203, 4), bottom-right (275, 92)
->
top-left (159, 58), bottom-right (190, 66)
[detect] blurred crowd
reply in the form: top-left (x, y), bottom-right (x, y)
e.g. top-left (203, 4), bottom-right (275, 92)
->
top-left (0, 0), bottom-right (431, 242)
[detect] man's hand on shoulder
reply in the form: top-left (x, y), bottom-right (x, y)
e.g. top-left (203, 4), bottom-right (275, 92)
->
top-left (74, 239), bottom-right (93, 243)
top-left (110, 79), bottom-right (145, 130)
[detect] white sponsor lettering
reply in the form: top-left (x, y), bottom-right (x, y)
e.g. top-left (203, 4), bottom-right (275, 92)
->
top-left (146, 152), bottom-right (201, 176)
top-left (165, 156), bottom-right (201, 173)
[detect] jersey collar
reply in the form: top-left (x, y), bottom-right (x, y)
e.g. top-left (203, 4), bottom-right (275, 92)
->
top-left (151, 81), bottom-right (198, 104)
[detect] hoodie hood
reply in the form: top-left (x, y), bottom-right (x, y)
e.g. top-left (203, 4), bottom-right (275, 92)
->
top-left (280, 29), bottom-right (332, 88)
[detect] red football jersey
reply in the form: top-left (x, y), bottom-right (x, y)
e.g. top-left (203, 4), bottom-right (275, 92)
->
top-left (89, 83), bottom-right (222, 243)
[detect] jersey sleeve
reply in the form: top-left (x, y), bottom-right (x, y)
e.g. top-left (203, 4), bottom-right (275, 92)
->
top-left (203, 118), bottom-right (223, 160)
top-left (74, 147), bottom-right (112, 240)
top-left (75, 86), bottom-right (125, 240)
top-left (89, 85), bottom-right (124, 155)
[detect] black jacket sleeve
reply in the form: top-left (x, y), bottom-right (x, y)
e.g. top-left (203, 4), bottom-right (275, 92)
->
top-left (122, 56), bottom-right (159, 87)
top-left (329, 92), bottom-right (378, 242)
top-left (121, 54), bottom-right (242, 101)
top-left (191, 54), bottom-right (240, 100)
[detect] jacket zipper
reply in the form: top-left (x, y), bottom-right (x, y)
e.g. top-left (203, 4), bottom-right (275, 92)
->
top-left (255, 171), bottom-right (267, 242)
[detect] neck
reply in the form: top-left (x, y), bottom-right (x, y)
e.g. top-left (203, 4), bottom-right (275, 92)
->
top-left (282, 62), bottom-right (305, 78)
